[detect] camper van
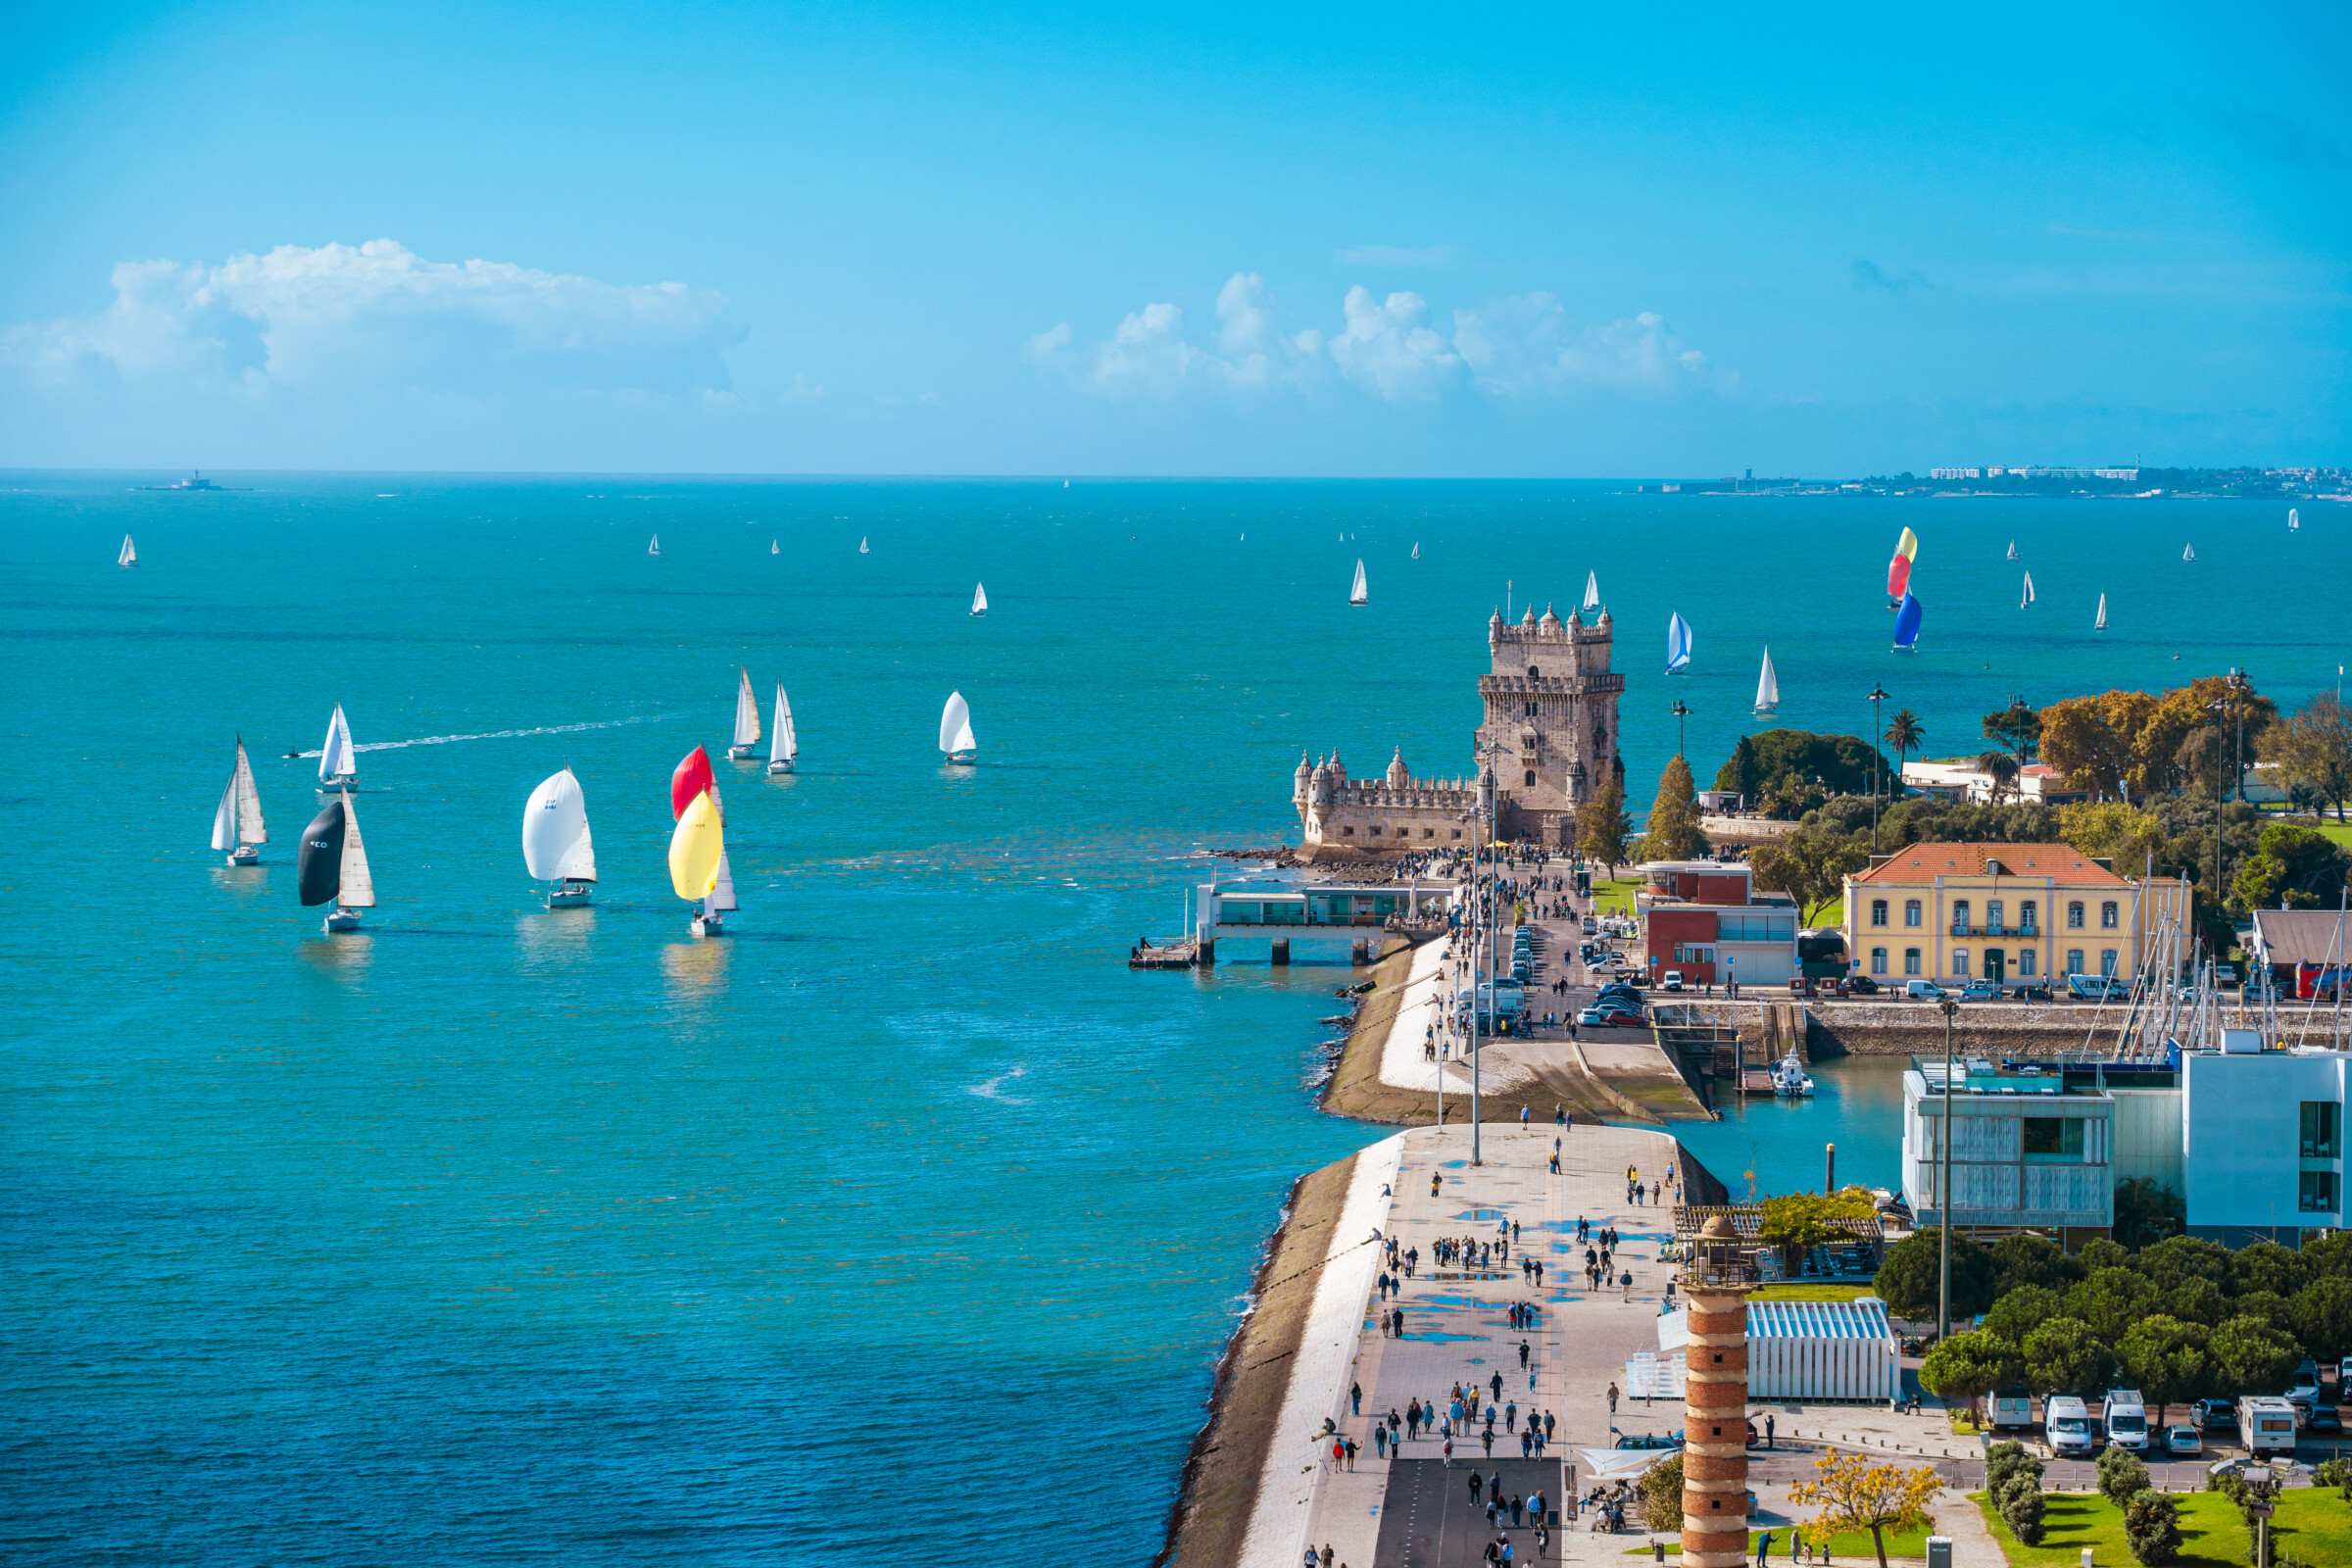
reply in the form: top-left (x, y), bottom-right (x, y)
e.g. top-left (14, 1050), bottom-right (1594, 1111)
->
top-left (2046, 1396), bottom-right (2098, 1457)
top-left (1988, 1389), bottom-right (2035, 1432)
top-left (2102, 1390), bottom-right (2149, 1452)
top-left (2239, 1396), bottom-right (2299, 1457)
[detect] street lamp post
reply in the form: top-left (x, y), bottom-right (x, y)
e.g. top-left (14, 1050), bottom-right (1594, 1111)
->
top-left (1937, 994), bottom-right (1960, 1342)
top-left (1669, 698), bottom-right (1691, 760)
top-left (1868, 684), bottom-right (1891, 853)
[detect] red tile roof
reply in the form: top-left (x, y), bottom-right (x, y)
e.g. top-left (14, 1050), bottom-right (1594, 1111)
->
top-left (1849, 842), bottom-right (2130, 886)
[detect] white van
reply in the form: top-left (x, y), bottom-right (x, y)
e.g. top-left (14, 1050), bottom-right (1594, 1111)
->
top-left (2102, 1390), bottom-right (2149, 1451)
top-left (2239, 1396), bottom-right (2299, 1456)
top-left (1988, 1388), bottom-right (2034, 1432)
top-left (2047, 1396), bottom-right (2098, 1457)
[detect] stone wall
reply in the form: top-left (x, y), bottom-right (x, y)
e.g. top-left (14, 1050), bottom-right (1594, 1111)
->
top-left (1656, 996), bottom-right (2123, 1056)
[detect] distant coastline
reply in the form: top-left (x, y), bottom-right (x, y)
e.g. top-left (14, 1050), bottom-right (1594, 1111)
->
top-left (1632, 464), bottom-right (2347, 500)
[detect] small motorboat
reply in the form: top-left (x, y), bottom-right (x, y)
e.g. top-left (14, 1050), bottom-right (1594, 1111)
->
top-left (1771, 1050), bottom-right (1815, 1097)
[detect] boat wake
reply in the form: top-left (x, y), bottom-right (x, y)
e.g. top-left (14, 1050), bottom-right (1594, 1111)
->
top-left (968, 1064), bottom-right (1030, 1104)
top-left (291, 714), bottom-right (673, 759)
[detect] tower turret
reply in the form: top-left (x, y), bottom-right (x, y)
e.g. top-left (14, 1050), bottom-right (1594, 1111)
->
top-left (1386, 746), bottom-right (1409, 788)
top-left (1294, 750), bottom-right (1314, 807)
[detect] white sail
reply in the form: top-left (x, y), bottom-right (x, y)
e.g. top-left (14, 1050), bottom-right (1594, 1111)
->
top-left (2183, 542), bottom-right (2195, 562)
top-left (2290, 508), bottom-right (2300, 531)
top-left (649, 534), bottom-right (661, 556)
top-left (1582, 571), bottom-right (1600, 613)
top-left (2006, 540), bottom-right (2019, 561)
top-left (232, 738), bottom-right (265, 844)
top-left (940, 690), bottom-right (976, 754)
top-left (732, 666), bottom-right (760, 750)
top-left (2095, 593), bottom-right (2108, 631)
top-left (1349, 559), bottom-right (1368, 605)
top-left (211, 774), bottom-right (237, 853)
top-left (2022, 570), bottom-right (2035, 608)
top-left (1411, 542), bottom-right (1419, 559)
top-left (770, 539), bottom-right (778, 555)
top-left (859, 536), bottom-right (870, 554)
top-left (522, 767), bottom-right (593, 882)
top-left (119, 534), bottom-right (137, 566)
top-left (971, 582), bottom-right (988, 615)
top-left (1753, 648), bottom-right (1779, 713)
top-left (337, 792), bottom-right (375, 907)
top-left (771, 686), bottom-right (796, 762)
top-left (318, 705), bottom-right (355, 781)
top-left (708, 852), bottom-right (739, 912)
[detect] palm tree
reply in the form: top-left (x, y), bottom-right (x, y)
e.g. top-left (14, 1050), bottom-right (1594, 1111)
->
top-left (1978, 750), bottom-right (2021, 804)
top-left (1885, 709), bottom-right (1925, 793)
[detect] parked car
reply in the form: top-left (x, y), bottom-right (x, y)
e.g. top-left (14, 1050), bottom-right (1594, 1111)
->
top-left (2165, 1425), bottom-right (2201, 1456)
top-left (2287, 1366), bottom-right (2324, 1410)
top-left (2007, 983), bottom-right (2053, 1001)
top-left (1661, 971), bottom-right (1685, 992)
top-left (2067, 973), bottom-right (2130, 1000)
top-left (2190, 1399), bottom-right (2239, 1438)
top-left (2307, 1405), bottom-right (2342, 1437)
top-left (1839, 975), bottom-right (1880, 996)
top-left (1595, 985), bottom-right (1643, 1005)
top-left (1961, 978), bottom-right (2003, 1001)
top-left (1904, 979), bottom-right (1950, 1001)
top-left (1579, 1004), bottom-right (1643, 1028)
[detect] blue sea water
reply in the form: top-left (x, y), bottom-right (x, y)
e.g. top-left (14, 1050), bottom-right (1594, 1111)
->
top-left (1, 473), bottom-right (2344, 1564)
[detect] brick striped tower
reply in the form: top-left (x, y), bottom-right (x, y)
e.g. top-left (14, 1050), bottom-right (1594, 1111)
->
top-left (1681, 1214), bottom-right (1753, 1568)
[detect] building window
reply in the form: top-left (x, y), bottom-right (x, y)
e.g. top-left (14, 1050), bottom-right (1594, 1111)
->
top-left (2066, 949), bottom-right (2084, 974)
top-left (1871, 947), bottom-right (1887, 975)
top-left (1368, 825), bottom-right (1381, 836)
top-left (2100, 949), bottom-right (2118, 977)
top-left (1450, 829), bottom-right (1461, 840)
top-left (1424, 828), bottom-right (1435, 840)
top-left (2020, 901), bottom-right (2037, 934)
top-left (1342, 826), bottom-right (1354, 836)
top-left (2302, 1102), bottom-right (2340, 1158)
top-left (1953, 950), bottom-right (1971, 977)
top-left (2024, 1118), bottom-right (2086, 1156)
top-left (1986, 900), bottom-right (2005, 934)
top-left (2019, 950), bottom-right (2035, 977)
top-left (1904, 900), bottom-right (1922, 928)
top-left (1904, 949), bottom-right (1922, 975)
top-left (2101, 901), bottom-right (2119, 929)
top-left (1950, 900), bottom-right (1971, 936)
top-left (1524, 770), bottom-right (1537, 788)
top-left (2301, 1170), bottom-right (2341, 1213)
top-left (2068, 901), bottom-right (2084, 929)
top-left (1871, 900), bottom-right (1888, 927)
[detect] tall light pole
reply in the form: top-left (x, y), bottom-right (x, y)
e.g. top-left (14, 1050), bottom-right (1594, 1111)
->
top-left (1868, 684), bottom-right (1891, 852)
top-left (1670, 698), bottom-right (1691, 760)
top-left (1937, 994), bottom-right (1960, 1341)
top-left (1473, 762), bottom-right (1497, 1166)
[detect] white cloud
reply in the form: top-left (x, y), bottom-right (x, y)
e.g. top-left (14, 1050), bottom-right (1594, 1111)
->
top-left (1329, 287), bottom-right (1461, 402)
top-left (1026, 272), bottom-right (1321, 399)
top-left (3, 238), bottom-right (744, 401)
top-left (1453, 295), bottom-right (1721, 397)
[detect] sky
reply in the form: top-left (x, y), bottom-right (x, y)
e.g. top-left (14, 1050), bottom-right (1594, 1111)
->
top-left (0, 1), bottom-right (2346, 476)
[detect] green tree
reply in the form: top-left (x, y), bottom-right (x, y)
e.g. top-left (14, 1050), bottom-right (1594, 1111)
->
top-left (1984, 1440), bottom-right (2042, 1498)
top-left (1884, 709), bottom-right (1926, 782)
top-left (1748, 825), bottom-right (1872, 925)
top-left (2123, 1491), bottom-right (2181, 1566)
top-left (2118, 1315), bottom-right (2210, 1426)
top-left (1637, 1450), bottom-right (1683, 1530)
top-left (1996, 1473), bottom-right (2046, 1547)
top-left (1977, 750), bottom-right (2022, 803)
top-left (1578, 766), bottom-right (1630, 876)
top-left (1983, 1286), bottom-right (2067, 1345)
top-left (2293, 1275), bottom-right (2352, 1361)
top-left (2112, 1178), bottom-right (2186, 1250)
top-left (2056, 800), bottom-right (2169, 875)
top-left (1873, 1232), bottom-right (1996, 1324)
top-left (2067, 1267), bottom-right (2161, 1343)
top-left (1788, 1452), bottom-right (1942, 1568)
top-left (2132, 1235), bottom-right (2231, 1295)
top-left (2230, 821), bottom-right (2352, 910)
top-left (2207, 1314), bottom-right (2299, 1399)
top-left (2227, 1290), bottom-right (2295, 1337)
top-left (2303, 1231), bottom-right (2352, 1280)
top-left (2096, 1446), bottom-right (2151, 1507)
top-left (1984, 699), bottom-right (2044, 764)
top-left (2163, 1277), bottom-right (2229, 1328)
top-left (1919, 1330), bottom-right (2021, 1420)
top-left (2230, 1241), bottom-right (2314, 1299)
top-left (2314, 1456), bottom-right (2352, 1504)
top-left (1715, 734), bottom-right (1762, 800)
top-left (2077, 1237), bottom-right (2131, 1273)
top-left (2023, 1316), bottom-right (2117, 1397)
top-left (2259, 693), bottom-right (2352, 821)
top-left (1642, 754), bottom-right (1709, 861)
top-left (1992, 1234), bottom-right (2086, 1295)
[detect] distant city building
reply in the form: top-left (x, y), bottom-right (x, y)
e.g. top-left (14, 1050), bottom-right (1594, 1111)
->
top-left (1900, 758), bottom-right (2090, 806)
top-left (1293, 602), bottom-right (1624, 852)
top-left (1931, 467), bottom-right (1984, 480)
top-left (1841, 842), bottom-right (2189, 988)
top-left (1636, 859), bottom-right (1799, 986)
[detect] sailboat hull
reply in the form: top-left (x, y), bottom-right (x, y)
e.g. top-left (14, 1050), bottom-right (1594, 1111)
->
top-left (947, 751), bottom-right (977, 765)
top-left (547, 882), bottom-right (593, 907)
top-left (227, 845), bottom-right (261, 865)
top-left (316, 774), bottom-right (359, 795)
top-left (727, 744), bottom-right (760, 760)
top-left (690, 912), bottom-right (727, 938)
top-left (766, 759), bottom-right (796, 774)
top-left (323, 907), bottom-right (363, 933)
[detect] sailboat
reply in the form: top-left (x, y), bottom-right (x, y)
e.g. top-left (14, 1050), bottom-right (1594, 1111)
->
top-left (726, 665), bottom-right (761, 759)
top-left (770, 540), bottom-right (779, 555)
top-left (2094, 593), bottom-right (2108, 632)
top-left (649, 534), bottom-right (661, 556)
top-left (1410, 543), bottom-right (1419, 560)
top-left (2183, 543), bottom-right (2195, 562)
top-left (2289, 509), bottom-right (2300, 532)
top-left (859, 537), bottom-right (870, 554)
top-left (940, 691), bottom-right (977, 765)
top-left (211, 737), bottom-right (267, 864)
top-left (1348, 560), bottom-right (1368, 606)
top-left (701, 853), bottom-right (739, 938)
top-left (1665, 612), bottom-right (1692, 673)
top-left (2006, 540), bottom-right (2019, 561)
top-left (2021, 570), bottom-right (2036, 609)
top-left (767, 686), bottom-right (797, 774)
top-left (1582, 571), bottom-right (1600, 614)
top-left (317, 705), bottom-right (358, 793)
top-left (971, 582), bottom-right (988, 616)
top-left (522, 767), bottom-right (597, 907)
top-left (668, 787), bottom-right (727, 938)
top-left (298, 790), bottom-right (375, 934)
top-left (1753, 648), bottom-right (1779, 714)
top-left (119, 534), bottom-right (137, 567)
top-left (1892, 591), bottom-right (1923, 651)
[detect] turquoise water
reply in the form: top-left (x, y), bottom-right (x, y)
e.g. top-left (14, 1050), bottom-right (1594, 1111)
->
top-left (1, 474), bottom-right (2343, 1563)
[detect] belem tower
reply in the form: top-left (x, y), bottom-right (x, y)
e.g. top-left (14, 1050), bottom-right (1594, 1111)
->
top-left (1293, 601), bottom-right (1626, 853)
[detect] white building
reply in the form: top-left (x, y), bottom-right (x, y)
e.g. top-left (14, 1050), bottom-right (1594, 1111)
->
top-left (1902, 1059), bottom-right (2116, 1246)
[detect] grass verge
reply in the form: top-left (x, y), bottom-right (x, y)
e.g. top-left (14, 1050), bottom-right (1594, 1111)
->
top-left (1972, 1485), bottom-right (2352, 1567)
top-left (1627, 1520), bottom-right (1935, 1557)
top-left (1747, 1283), bottom-right (1875, 1302)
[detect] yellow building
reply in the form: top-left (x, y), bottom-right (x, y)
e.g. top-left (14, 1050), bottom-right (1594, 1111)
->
top-left (1841, 842), bottom-right (2190, 989)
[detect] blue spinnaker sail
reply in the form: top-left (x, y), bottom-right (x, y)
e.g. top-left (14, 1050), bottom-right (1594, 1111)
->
top-left (1666, 612), bottom-right (1692, 672)
top-left (1892, 591), bottom-right (1923, 650)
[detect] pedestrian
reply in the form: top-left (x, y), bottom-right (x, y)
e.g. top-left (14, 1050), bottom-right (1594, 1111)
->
top-left (1432, 1171), bottom-right (1442, 1198)
top-left (1511, 1494), bottom-right (1525, 1527)
top-left (1444, 1437), bottom-right (1453, 1467)
top-left (1345, 1437), bottom-right (1358, 1471)
top-left (1505, 1399), bottom-right (1517, 1432)
top-left (1470, 1470), bottom-right (1484, 1504)
top-left (1607, 1381), bottom-right (1619, 1415)
top-left (1482, 1427), bottom-right (1494, 1457)
top-left (1544, 1410), bottom-right (1555, 1441)
top-left (1766, 1413), bottom-right (1775, 1448)
top-left (1519, 1339), bottom-right (1530, 1370)
top-left (1407, 1396), bottom-right (1422, 1438)
top-left (1535, 1260), bottom-right (1544, 1287)
top-left (1621, 1269), bottom-right (1634, 1301)
top-left (1756, 1529), bottom-right (1774, 1567)
top-left (1491, 1371), bottom-right (1503, 1401)
top-left (1322, 1545), bottom-right (1336, 1568)
top-left (1374, 1425), bottom-right (1388, 1459)
top-left (1394, 1307), bottom-right (1405, 1339)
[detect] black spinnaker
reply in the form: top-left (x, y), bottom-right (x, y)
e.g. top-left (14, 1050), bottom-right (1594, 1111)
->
top-left (297, 799), bottom-right (346, 906)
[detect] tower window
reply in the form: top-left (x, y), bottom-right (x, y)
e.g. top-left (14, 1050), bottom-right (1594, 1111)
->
top-left (1524, 770), bottom-right (1537, 788)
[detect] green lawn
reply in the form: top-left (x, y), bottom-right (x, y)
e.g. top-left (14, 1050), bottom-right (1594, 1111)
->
top-left (1592, 877), bottom-right (1642, 916)
top-left (2314, 821), bottom-right (2352, 849)
top-left (1748, 1283), bottom-right (1875, 1302)
top-left (1973, 1486), bottom-right (2352, 1567)
top-left (1628, 1520), bottom-right (1936, 1558)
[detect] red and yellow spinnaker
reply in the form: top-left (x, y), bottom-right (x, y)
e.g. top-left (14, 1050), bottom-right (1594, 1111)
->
top-left (1886, 526), bottom-right (1919, 599)
top-left (668, 789), bottom-right (724, 900)
top-left (671, 746), bottom-right (715, 819)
